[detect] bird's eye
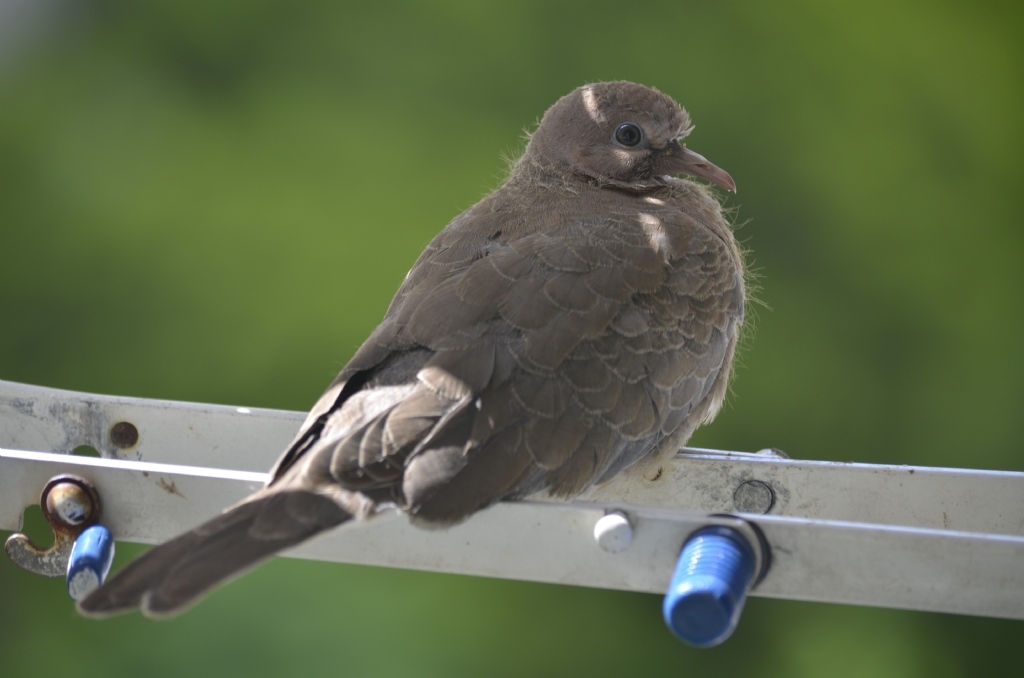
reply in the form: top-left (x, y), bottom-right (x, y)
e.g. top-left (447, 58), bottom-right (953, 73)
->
top-left (614, 123), bottom-right (643, 147)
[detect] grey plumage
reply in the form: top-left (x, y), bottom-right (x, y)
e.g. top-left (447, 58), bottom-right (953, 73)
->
top-left (78, 81), bottom-right (746, 618)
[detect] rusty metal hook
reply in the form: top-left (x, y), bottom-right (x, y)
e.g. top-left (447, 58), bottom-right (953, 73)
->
top-left (4, 474), bottom-right (101, 577)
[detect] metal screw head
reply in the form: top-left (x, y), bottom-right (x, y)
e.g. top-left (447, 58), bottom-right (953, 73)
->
top-left (110, 421), bottom-right (139, 449)
top-left (45, 482), bottom-right (94, 527)
top-left (733, 480), bottom-right (774, 514)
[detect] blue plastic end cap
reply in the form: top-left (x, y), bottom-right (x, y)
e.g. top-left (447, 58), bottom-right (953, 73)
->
top-left (663, 526), bottom-right (756, 648)
top-left (67, 524), bottom-right (115, 602)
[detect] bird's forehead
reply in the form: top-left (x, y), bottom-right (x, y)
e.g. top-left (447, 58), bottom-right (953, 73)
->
top-left (578, 83), bottom-right (690, 138)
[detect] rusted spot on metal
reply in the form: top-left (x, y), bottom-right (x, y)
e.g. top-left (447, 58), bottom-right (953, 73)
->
top-left (157, 478), bottom-right (185, 498)
top-left (4, 475), bottom-right (101, 577)
top-left (110, 421), bottom-right (139, 449)
top-left (46, 482), bottom-right (95, 525)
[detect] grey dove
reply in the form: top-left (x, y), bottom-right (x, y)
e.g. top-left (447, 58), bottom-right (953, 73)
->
top-left (78, 81), bottom-right (746, 617)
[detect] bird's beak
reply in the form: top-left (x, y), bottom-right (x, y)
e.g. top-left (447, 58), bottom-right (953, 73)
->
top-left (658, 141), bottom-right (736, 192)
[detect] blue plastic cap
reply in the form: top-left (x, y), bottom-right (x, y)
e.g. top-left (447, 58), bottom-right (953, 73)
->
top-left (663, 526), bottom-right (756, 647)
top-left (67, 524), bottom-right (115, 601)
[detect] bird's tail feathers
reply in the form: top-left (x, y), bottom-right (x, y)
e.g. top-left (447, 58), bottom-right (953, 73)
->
top-left (77, 490), bottom-right (351, 618)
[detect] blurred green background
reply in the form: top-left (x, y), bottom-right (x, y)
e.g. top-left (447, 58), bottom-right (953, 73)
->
top-left (1, 0), bottom-right (1021, 675)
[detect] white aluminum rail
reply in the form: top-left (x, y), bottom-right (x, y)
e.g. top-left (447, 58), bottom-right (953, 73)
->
top-left (2, 379), bottom-right (1022, 619)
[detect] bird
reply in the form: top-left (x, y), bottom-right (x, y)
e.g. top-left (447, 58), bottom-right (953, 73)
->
top-left (78, 81), bottom-right (746, 618)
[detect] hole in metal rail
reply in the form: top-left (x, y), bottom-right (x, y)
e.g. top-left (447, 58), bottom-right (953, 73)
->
top-left (72, 445), bottom-right (101, 458)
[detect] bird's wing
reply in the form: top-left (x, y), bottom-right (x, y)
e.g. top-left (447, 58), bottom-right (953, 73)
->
top-left (269, 194), bottom-right (743, 525)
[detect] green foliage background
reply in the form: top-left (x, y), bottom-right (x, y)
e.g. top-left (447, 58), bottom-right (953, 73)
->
top-left (1, 1), bottom-right (1021, 675)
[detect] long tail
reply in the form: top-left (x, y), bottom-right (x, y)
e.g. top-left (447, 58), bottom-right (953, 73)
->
top-left (77, 490), bottom-right (351, 618)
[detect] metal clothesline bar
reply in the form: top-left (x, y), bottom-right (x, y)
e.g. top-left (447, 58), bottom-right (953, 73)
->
top-left (2, 379), bottom-right (1023, 620)
top-left (2, 379), bottom-right (1021, 534)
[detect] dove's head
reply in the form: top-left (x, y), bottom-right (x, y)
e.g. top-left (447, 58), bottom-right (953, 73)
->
top-left (525, 81), bottom-right (735, 192)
